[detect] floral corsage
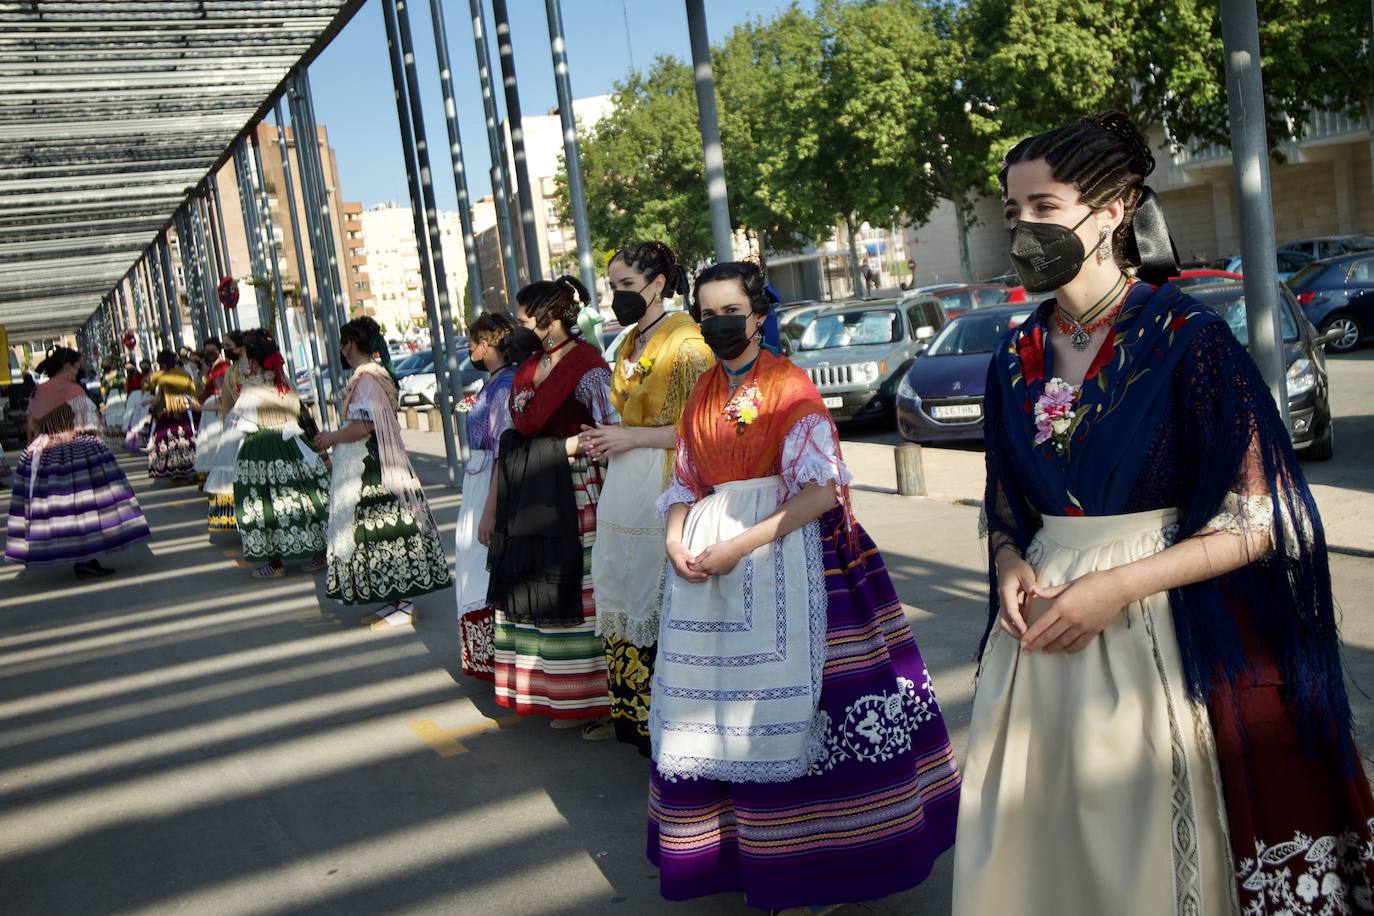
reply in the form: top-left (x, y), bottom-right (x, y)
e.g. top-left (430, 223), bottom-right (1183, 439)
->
top-left (632, 356), bottom-right (653, 381)
top-left (512, 388), bottom-right (534, 414)
top-left (723, 384), bottom-right (762, 435)
top-left (456, 394), bottom-right (478, 413)
top-left (1033, 378), bottom-right (1080, 455)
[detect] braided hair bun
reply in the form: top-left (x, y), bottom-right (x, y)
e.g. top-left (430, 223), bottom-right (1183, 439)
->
top-left (516, 275), bottom-right (589, 331)
top-left (611, 241), bottom-right (690, 301)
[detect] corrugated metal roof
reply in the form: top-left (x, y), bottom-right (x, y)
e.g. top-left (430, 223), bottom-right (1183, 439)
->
top-left (0, 0), bottom-right (365, 338)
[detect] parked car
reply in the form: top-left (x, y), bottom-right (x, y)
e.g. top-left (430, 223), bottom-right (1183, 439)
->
top-left (1286, 251), bottom-right (1374, 353)
top-left (394, 348), bottom-right (433, 381)
top-left (1169, 268), bottom-right (1243, 290)
top-left (1278, 235), bottom-right (1374, 261)
top-left (896, 305), bottom-right (1034, 444)
top-left (785, 295), bottom-right (947, 424)
top-left (293, 367), bottom-right (336, 405)
top-left (397, 348), bottom-right (484, 407)
top-left (1188, 281), bottom-right (1335, 459)
top-left (1209, 250), bottom-right (1314, 282)
top-left (921, 284), bottom-right (1012, 319)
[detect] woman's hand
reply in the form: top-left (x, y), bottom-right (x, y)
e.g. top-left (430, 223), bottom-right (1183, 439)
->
top-left (667, 541), bottom-right (707, 583)
top-left (578, 423), bottom-right (638, 461)
top-left (994, 546), bottom-right (1036, 639)
top-left (477, 505), bottom-right (496, 547)
top-left (313, 431), bottom-right (334, 450)
top-left (689, 539), bottom-right (746, 578)
top-left (1020, 570), bottom-right (1130, 654)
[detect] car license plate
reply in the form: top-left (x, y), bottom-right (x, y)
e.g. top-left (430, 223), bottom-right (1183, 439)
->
top-left (823, 396), bottom-right (844, 409)
top-left (932, 404), bottom-right (981, 419)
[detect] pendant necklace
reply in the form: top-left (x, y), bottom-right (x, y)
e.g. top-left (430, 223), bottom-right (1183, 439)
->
top-left (1055, 273), bottom-right (1131, 351)
top-left (541, 335), bottom-right (574, 369)
top-left (629, 310), bottom-right (669, 360)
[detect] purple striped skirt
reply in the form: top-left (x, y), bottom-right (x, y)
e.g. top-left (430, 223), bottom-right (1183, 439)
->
top-left (5, 433), bottom-right (151, 566)
top-left (647, 511), bottom-right (960, 910)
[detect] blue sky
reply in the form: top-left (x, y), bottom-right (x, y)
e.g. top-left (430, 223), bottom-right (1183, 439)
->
top-left (309, 0), bottom-right (806, 211)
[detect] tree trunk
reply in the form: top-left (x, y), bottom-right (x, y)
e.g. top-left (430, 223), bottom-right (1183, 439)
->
top-left (845, 215), bottom-right (866, 300)
top-left (954, 194), bottom-right (975, 283)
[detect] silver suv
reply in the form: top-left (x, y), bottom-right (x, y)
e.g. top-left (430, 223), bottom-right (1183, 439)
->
top-left (782, 295), bottom-right (947, 423)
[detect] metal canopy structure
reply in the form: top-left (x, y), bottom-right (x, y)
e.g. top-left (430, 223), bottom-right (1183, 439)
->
top-left (0, 0), bottom-right (366, 339)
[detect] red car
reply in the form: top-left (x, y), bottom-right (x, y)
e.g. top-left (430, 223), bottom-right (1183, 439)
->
top-left (925, 284), bottom-right (1013, 319)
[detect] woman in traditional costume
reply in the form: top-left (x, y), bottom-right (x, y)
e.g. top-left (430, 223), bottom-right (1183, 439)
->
top-left (483, 276), bottom-right (615, 725)
top-left (316, 317), bottom-right (450, 628)
top-left (955, 111), bottom-right (1374, 916)
top-left (101, 361), bottom-right (129, 436)
top-left (578, 242), bottom-right (713, 751)
top-left (454, 312), bottom-right (521, 679)
top-left (231, 332), bottom-right (329, 579)
top-left (649, 261), bottom-right (960, 913)
top-left (204, 331), bottom-right (248, 535)
top-left (193, 338), bottom-right (229, 487)
top-left (123, 358), bottom-right (154, 453)
top-left (6, 347), bottom-right (150, 576)
top-left (146, 349), bottom-right (199, 481)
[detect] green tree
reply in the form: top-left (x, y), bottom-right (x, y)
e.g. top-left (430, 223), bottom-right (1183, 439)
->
top-left (556, 57), bottom-right (714, 265)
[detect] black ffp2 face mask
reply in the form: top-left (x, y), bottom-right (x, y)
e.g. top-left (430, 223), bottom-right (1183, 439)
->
top-left (1008, 210), bottom-right (1097, 293)
top-left (610, 281), bottom-right (652, 326)
top-left (700, 315), bottom-right (754, 360)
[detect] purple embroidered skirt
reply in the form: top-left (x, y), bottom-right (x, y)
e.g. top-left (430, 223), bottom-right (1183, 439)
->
top-left (647, 512), bottom-right (960, 909)
top-left (6, 433), bottom-right (151, 566)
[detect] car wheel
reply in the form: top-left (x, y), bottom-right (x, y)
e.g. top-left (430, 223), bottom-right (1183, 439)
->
top-left (1302, 418), bottom-right (1334, 462)
top-left (1320, 314), bottom-right (1363, 353)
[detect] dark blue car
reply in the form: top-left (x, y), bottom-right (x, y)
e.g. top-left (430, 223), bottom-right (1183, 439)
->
top-left (1286, 252), bottom-right (1374, 353)
top-left (896, 305), bottom-right (1034, 444)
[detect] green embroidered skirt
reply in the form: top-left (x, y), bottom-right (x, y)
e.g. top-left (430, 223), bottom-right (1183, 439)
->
top-left (326, 435), bottom-right (451, 605)
top-left (233, 429), bottom-right (329, 563)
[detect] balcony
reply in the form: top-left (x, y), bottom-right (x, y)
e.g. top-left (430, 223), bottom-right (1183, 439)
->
top-left (1173, 109), bottom-right (1367, 169)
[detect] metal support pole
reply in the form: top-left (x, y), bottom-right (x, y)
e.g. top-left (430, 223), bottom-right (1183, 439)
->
top-left (685, 0), bottom-right (734, 263)
top-left (274, 98), bottom-right (331, 427)
top-left (135, 260), bottom-right (157, 357)
top-left (491, 0), bottom-right (543, 282)
top-left (233, 140), bottom-right (273, 330)
top-left (1221, 0), bottom-right (1289, 423)
top-left (157, 233), bottom-right (185, 349)
top-left (250, 130), bottom-right (298, 380)
top-left (148, 245), bottom-right (172, 351)
top-left (287, 76), bottom-right (345, 402)
top-left (210, 173), bottom-right (240, 332)
top-left (383, 0), bottom-right (459, 485)
top-left (173, 211), bottom-right (206, 345)
top-left (395, 0), bottom-right (465, 411)
top-left (546, 0), bottom-right (599, 309)
top-left (193, 195), bottom-right (224, 340)
top-left (430, 0), bottom-right (485, 324)
top-left (296, 72), bottom-right (350, 329)
top-left (470, 0), bottom-right (521, 302)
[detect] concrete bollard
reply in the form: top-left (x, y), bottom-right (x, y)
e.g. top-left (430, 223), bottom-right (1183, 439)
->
top-left (895, 442), bottom-right (926, 496)
top-left (418, 410), bottom-right (432, 433)
top-left (404, 407), bottom-right (419, 430)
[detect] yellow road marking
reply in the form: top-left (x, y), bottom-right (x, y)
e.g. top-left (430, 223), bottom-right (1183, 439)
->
top-left (407, 715), bottom-right (523, 758)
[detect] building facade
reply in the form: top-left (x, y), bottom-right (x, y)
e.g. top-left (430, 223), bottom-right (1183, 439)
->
top-left (358, 203), bottom-right (470, 340)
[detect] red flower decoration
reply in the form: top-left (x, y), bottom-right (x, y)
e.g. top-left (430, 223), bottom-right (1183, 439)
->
top-left (1063, 506), bottom-right (1085, 516)
top-left (1085, 329), bottom-right (1117, 380)
top-left (1016, 326), bottom-right (1046, 386)
top-left (218, 276), bottom-right (240, 310)
top-left (123, 331), bottom-right (137, 350)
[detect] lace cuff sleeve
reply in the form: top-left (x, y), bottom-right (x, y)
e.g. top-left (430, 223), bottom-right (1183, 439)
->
top-left (655, 435), bottom-right (706, 519)
top-left (575, 368), bottom-right (620, 425)
top-left (779, 412), bottom-right (852, 498)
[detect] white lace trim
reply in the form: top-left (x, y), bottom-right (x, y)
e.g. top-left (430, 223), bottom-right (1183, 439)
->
top-left (1201, 491), bottom-right (1310, 559)
top-left (780, 412), bottom-right (852, 497)
top-left (655, 478), bottom-right (698, 520)
top-left (458, 597), bottom-right (491, 615)
top-left (1237, 817), bottom-right (1374, 915)
top-left (652, 519), bottom-right (828, 784)
top-left (594, 608), bottom-right (662, 647)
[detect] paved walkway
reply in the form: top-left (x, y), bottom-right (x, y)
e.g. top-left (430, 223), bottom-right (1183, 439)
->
top-left (2, 353), bottom-right (1373, 912)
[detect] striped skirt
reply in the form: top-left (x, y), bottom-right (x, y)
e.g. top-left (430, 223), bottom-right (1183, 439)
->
top-left (492, 455), bottom-right (610, 718)
top-left (647, 512), bottom-right (960, 910)
top-left (5, 433), bottom-right (151, 566)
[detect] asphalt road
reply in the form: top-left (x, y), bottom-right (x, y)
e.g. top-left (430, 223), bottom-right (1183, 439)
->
top-left (0, 349), bottom-right (1370, 915)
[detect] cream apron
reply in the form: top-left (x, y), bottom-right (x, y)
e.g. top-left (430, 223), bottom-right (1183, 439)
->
top-left (954, 509), bottom-right (1237, 916)
top-left (454, 448), bottom-right (495, 616)
top-left (591, 446), bottom-right (672, 646)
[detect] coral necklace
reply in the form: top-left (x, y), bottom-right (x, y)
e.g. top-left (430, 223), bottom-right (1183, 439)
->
top-left (1055, 273), bottom-right (1132, 351)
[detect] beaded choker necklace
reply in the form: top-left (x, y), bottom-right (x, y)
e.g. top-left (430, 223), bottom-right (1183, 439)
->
top-left (1055, 273), bottom-right (1131, 351)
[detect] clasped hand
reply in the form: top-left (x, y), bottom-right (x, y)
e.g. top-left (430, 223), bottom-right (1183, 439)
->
top-left (667, 539), bottom-right (745, 583)
top-left (996, 551), bottom-right (1131, 654)
top-left (578, 423), bottom-right (635, 461)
